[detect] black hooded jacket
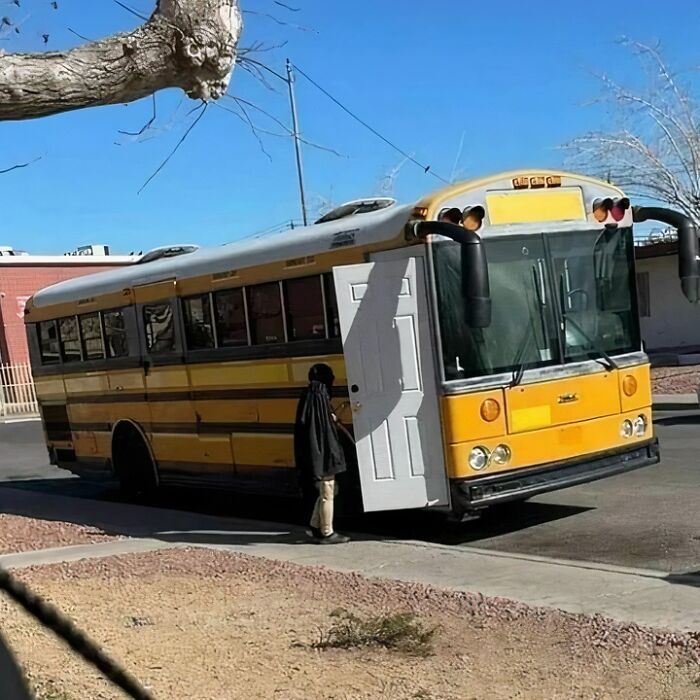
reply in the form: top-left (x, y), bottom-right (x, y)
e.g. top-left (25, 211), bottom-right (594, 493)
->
top-left (294, 364), bottom-right (347, 482)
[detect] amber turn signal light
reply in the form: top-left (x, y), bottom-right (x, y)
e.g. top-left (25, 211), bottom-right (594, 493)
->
top-left (480, 398), bottom-right (501, 422)
top-left (622, 375), bottom-right (638, 397)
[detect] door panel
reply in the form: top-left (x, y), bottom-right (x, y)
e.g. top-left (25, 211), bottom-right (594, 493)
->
top-left (333, 256), bottom-right (448, 512)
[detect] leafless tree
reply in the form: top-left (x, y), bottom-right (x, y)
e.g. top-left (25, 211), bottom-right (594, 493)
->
top-left (0, 1), bottom-right (243, 122)
top-left (564, 38), bottom-right (700, 224)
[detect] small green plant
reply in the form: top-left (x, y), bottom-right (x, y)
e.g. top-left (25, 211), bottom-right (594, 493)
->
top-left (313, 608), bottom-right (437, 656)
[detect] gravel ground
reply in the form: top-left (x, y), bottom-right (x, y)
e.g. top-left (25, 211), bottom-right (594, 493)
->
top-left (651, 366), bottom-right (700, 395)
top-left (2, 547), bottom-right (698, 699)
top-left (0, 514), bottom-right (118, 554)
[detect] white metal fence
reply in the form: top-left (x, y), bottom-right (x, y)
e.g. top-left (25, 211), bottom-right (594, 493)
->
top-left (0, 363), bottom-right (39, 418)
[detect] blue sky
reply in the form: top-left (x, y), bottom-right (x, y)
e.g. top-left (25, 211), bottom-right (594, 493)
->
top-left (1, 0), bottom-right (699, 254)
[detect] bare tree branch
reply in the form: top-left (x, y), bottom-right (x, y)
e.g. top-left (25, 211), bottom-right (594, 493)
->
top-left (118, 93), bottom-right (157, 136)
top-left (564, 38), bottom-right (700, 224)
top-left (138, 102), bottom-right (208, 194)
top-left (0, 0), bottom-right (243, 121)
top-left (273, 1), bottom-right (301, 11)
top-left (223, 92), bottom-right (345, 156)
top-left (0, 155), bottom-right (40, 174)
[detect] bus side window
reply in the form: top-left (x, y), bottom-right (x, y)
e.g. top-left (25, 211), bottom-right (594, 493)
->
top-left (213, 288), bottom-right (248, 347)
top-left (38, 321), bottom-right (60, 365)
top-left (143, 303), bottom-right (175, 354)
top-left (103, 309), bottom-right (129, 358)
top-left (247, 283), bottom-right (285, 345)
top-left (323, 273), bottom-right (341, 338)
top-left (79, 313), bottom-right (105, 361)
top-left (284, 276), bottom-right (326, 341)
top-left (59, 316), bottom-right (82, 363)
top-left (182, 295), bottom-right (215, 350)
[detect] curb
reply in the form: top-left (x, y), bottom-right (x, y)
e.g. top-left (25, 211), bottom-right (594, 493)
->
top-left (652, 394), bottom-right (698, 411)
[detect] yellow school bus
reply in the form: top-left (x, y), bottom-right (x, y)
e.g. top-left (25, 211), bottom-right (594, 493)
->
top-left (26, 170), bottom-right (692, 518)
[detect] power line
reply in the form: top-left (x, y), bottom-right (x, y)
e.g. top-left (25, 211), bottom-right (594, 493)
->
top-left (291, 63), bottom-right (450, 185)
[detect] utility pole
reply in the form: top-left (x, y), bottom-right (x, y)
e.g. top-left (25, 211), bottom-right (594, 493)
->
top-left (286, 59), bottom-right (308, 226)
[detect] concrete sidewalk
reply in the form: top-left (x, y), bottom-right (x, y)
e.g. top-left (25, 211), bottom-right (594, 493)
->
top-left (1, 488), bottom-right (698, 633)
top-left (653, 394), bottom-right (698, 410)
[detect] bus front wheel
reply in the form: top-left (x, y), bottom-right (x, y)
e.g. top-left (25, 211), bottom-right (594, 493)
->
top-left (111, 422), bottom-right (158, 500)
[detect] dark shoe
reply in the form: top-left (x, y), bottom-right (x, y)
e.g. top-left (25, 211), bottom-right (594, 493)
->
top-left (309, 527), bottom-right (322, 539)
top-left (315, 532), bottom-right (350, 545)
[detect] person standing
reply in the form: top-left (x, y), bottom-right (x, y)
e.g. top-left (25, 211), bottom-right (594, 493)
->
top-left (294, 364), bottom-right (350, 544)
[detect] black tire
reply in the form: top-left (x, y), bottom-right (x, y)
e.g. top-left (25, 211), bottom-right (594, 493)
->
top-left (112, 423), bottom-right (158, 500)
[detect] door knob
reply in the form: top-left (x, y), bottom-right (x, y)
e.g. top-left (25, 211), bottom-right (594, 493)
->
top-left (352, 401), bottom-right (362, 412)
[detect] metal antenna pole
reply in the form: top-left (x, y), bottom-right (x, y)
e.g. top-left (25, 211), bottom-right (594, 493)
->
top-left (286, 59), bottom-right (308, 226)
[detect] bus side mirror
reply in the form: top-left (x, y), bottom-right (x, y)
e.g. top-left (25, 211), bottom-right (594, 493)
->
top-left (413, 220), bottom-right (492, 328)
top-left (633, 206), bottom-right (700, 303)
top-left (461, 242), bottom-right (491, 328)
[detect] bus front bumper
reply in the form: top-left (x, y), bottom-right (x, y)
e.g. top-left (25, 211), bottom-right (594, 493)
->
top-left (451, 439), bottom-right (659, 511)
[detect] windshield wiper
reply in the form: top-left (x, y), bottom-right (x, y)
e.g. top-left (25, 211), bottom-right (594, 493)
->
top-left (558, 273), bottom-right (618, 372)
top-left (510, 268), bottom-right (545, 387)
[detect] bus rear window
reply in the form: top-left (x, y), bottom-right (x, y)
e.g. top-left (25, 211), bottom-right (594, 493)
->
top-left (214, 289), bottom-right (248, 347)
top-left (247, 283), bottom-right (285, 345)
top-left (103, 309), bottom-right (129, 358)
top-left (143, 304), bottom-right (175, 354)
top-left (183, 295), bottom-right (215, 350)
top-left (38, 321), bottom-right (60, 365)
top-left (59, 317), bottom-right (82, 363)
top-left (285, 277), bottom-right (326, 341)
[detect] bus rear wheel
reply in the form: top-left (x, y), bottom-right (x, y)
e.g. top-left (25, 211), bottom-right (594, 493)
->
top-left (112, 422), bottom-right (158, 500)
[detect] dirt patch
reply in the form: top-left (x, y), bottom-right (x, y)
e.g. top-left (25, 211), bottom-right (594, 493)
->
top-left (652, 366), bottom-right (700, 395)
top-left (0, 514), bottom-right (118, 554)
top-left (2, 548), bottom-right (698, 699)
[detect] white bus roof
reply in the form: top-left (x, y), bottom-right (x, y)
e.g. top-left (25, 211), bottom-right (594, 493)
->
top-left (31, 201), bottom-right (415, 309)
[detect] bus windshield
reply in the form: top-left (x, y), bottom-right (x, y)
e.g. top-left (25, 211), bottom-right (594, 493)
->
top-left (432, 227), bottom-right (641, 382)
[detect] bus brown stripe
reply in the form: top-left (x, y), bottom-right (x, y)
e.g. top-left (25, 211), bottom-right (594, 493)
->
top-left (66, 385), bottom-right (349, 405)
top-left (69, 421), bottom-right (295, 435)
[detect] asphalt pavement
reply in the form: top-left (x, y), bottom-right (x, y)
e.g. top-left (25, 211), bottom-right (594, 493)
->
top-left (0, 414), bottom-right (698, 574)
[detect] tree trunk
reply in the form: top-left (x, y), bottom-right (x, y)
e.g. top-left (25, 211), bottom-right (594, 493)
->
top-left (0, 0), bottom-right (242, 121)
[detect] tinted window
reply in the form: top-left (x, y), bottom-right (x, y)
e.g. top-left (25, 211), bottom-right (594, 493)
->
top-left (214, 288), bottom-right (248, 347)
top-left (183, 295), bottom-right (215, 350)
top-left (38, 321), bottom-right (60, 365)
top-left (247, 283), bottom-right (285, 345)
top-left (324, 273), bottom-right (340, 338)
top-left (143, 304), bottom-right (175, 353)
top-left (79, 313), bottom-right (104, 360)
top-left (103, 309), bottom-right (129, 358)
top-left (59, 317), bottom-right (82, 363)
top-left (285, 276), bottom-right (326, 341)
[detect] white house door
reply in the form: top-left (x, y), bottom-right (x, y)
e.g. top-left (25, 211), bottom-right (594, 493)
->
top-left (333, 256), bottom-right (448, 512)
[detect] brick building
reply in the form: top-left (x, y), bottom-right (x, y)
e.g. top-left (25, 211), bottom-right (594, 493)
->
top-left (0, 249), bottom-right (137, 365)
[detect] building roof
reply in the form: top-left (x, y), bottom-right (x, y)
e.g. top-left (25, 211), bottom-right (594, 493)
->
top-left (634, 241), bottom-right (679, 260)
top-left (0, 255), bottom-right (137, 266)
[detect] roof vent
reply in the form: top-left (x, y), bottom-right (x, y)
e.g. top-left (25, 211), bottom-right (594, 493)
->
top-left (138, 245), bottom-right (199, 265)
top-left (314, 198), bottom-right (396, 225)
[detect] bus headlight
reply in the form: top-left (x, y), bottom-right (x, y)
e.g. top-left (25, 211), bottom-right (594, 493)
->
top-left (620, 419), bottom-right (634, 438)
top-left (633, 415), bottom-right (648, 437)
top-left (469, 446), bottom-right (490, 470)
top-left (491, 444), bottom-right (512, 465)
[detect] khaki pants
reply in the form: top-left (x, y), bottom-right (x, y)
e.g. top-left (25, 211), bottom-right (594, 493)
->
top-left (310, 478), bottom-right (337, 536)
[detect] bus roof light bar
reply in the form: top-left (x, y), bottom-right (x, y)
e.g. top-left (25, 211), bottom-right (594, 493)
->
top-left (633, 206), bottom-right (700, 303)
